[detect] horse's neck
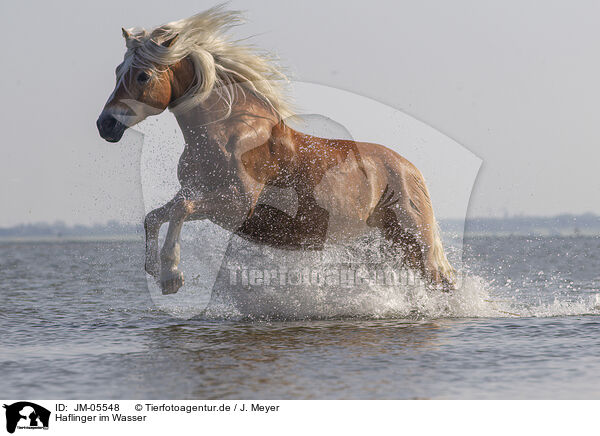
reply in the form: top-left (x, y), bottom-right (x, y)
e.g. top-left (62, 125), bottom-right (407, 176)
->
top-left (173, 89), bottom-right (281, 151)
top-left (174, 108), bottom-right (211, 148)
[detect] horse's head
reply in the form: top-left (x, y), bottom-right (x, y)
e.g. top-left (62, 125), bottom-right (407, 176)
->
top-left (97, 28), bottom-right (188, 142)
top-left (97, 7), bottom-right (292, 142)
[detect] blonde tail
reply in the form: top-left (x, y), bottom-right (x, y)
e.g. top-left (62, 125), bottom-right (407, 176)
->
top-left (430, 219), bottom-right (456, 285)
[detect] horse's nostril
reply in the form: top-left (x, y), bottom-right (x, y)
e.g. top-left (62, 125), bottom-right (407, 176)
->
top-left (97, 114), bottom-right (118, 135)
top-left (97, 114), bottom-right (125, 142)
top-left (102, 116), bottom-right (117, 131)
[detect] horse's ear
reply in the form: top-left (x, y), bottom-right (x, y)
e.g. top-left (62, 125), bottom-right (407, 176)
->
top-left (161, 33), bottom-right (179, 48)
top-left (122, 27), bottom-right (131, 40)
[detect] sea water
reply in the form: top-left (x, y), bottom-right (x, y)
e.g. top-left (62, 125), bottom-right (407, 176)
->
top-left (1, 235), bottom-right (599, 398)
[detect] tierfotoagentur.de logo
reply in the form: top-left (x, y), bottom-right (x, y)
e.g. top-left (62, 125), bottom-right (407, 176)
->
top-left (3, 402), bottom-right (50, 434)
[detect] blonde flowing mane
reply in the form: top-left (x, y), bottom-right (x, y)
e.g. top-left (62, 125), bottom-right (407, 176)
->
top-left (119, 5), bottom-right (293, 119)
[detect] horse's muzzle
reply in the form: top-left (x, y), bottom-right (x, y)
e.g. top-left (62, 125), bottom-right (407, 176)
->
top-left (97, 113), bottom-right (127, 143)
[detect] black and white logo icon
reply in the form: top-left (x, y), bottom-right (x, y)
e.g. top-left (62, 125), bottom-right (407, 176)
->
top-left (3, 402), bottom-right (50, 434)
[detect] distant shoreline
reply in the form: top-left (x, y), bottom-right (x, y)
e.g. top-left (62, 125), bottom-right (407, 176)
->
top-left (0, 221), bottom-right (142, 240)
top-left (0, 213), bottom-right (598, 240)
top-left (0, 234), bottom-right (142, 243)
top-left (441, 213), bottom-right (600, 237)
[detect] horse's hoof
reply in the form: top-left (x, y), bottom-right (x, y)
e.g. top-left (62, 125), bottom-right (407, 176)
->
top-left (160, 270), bottom-right (185, 295)
top-left (145, 261), bottom-right (159, 278)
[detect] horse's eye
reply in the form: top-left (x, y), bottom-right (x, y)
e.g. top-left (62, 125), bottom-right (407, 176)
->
top-left (137, 71), bottom-right (151, 83)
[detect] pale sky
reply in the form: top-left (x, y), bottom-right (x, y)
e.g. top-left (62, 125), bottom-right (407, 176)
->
top-left (1, 0), bottom-right (599, 226)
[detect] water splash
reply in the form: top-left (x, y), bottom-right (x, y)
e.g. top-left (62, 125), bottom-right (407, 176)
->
top-left (198, 234), bottom-right (504, 320)
top-left (148, 224), bottom-right (600, 321)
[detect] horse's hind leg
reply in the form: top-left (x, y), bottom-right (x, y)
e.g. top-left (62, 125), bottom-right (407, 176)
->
top-left (383, 216), bottom-right (453, 290)
top-left (367, 187), bottom-right (454, 291)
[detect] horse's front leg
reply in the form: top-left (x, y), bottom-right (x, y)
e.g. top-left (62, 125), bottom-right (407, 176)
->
top-left (144, 198), bottom-right (177, 278)
top-left (158, 196), bottom-right (198, 294)
top-left (157, 182), bottom-right (261, 294)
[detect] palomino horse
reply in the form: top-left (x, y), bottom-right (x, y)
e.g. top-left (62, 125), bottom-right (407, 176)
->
top-left (97, 6), bottom-right (455, 294)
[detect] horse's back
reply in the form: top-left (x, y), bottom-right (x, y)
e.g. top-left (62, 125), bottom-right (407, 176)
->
top-left (283, 131), bottom-right (434, 239)
top-left (292, 131), bottom-right (431, 215)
